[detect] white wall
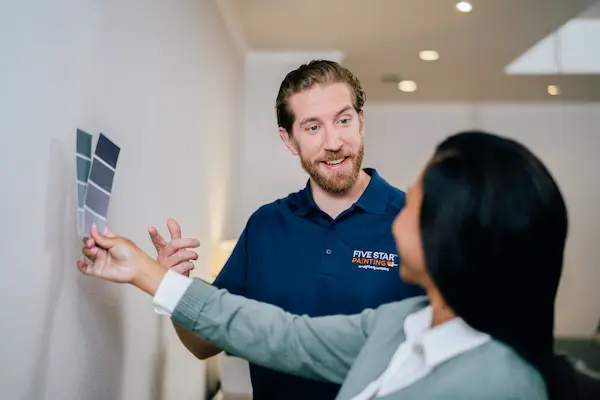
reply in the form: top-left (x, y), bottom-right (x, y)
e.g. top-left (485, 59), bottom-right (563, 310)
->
top-left (0, 1), bottom-right (242, 399)
top-left (362, 102), bottom-right (600, 337)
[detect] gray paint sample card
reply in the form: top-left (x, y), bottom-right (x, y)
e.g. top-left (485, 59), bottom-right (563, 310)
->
top-left (76, 129), bottom-right (93, 236)
top-left (76, 130), bottom-right (120, 237)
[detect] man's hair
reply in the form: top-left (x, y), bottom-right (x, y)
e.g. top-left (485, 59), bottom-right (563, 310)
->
top-left (275, 60), bottom-right (366, 134)
top-left (420, 131), bottom-right (568, 396)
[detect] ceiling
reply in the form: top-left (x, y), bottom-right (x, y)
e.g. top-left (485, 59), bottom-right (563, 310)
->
top-left (226, 0), bottom-right (600, 102)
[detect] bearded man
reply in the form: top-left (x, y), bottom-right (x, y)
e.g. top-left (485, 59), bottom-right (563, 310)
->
top-left (149, 60), bottom-right (425, 400)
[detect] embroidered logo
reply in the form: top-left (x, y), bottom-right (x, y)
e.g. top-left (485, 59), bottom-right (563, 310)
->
top-left (351, 250), bottom-right (398, 271)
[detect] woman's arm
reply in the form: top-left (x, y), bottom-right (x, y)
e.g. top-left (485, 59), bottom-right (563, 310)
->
top-left (172, 278), bottom-right (376, 384)
top-left (78, 227), bottom-right (374, 383)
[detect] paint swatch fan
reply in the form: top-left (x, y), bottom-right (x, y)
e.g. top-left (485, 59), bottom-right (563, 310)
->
top-left (76, 129), bottom-right (121, 236)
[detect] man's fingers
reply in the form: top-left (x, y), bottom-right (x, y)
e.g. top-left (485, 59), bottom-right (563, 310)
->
top-left (159, 238), bottom-right (200, 259)
top-left (167, 218), bottom-right (182, 240)
top-left (164, 250), bottom-right (198, 268)
top-left (170, 261), bottom-right (195, 275)
top-left (170, 238), bottom-right (200, 249)
top-left (148, 226), bottom-right (168, 251)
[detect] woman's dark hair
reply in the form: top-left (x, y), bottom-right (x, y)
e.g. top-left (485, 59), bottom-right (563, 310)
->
top-left (420, 131), bottom-right (568, 395)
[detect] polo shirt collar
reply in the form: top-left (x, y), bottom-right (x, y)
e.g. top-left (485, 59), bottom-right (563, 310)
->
top-left (354, 168), bottom-right (389, 214)
top-left (294, 168), bottom-right (389, 216)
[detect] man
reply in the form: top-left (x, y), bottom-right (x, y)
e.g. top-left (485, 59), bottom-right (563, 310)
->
top-left (149, 60), bottom-right (425, 400)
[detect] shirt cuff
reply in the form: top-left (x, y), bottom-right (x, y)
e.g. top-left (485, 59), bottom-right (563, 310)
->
top-left (153, 269), bottom-right (193, 316)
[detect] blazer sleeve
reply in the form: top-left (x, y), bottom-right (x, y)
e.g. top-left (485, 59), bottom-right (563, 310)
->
top-left (171, 279), bottom-right (376, 384)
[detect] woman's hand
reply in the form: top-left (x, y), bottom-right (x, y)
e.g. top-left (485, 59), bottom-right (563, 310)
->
top-left (77, 224), bottom-right (146, 283)
top-left (77, 224), bottom-right (167, 295)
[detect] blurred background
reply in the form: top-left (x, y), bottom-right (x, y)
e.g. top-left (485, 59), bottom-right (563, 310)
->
top-left (1, 0), bottom-right (599, 399)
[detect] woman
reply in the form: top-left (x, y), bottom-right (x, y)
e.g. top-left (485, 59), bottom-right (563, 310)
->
top-left (79, 131), bottom-right (567, 399)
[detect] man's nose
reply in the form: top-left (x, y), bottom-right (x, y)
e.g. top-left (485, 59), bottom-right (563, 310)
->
top-left (323, 125), bottom-right (343, 152)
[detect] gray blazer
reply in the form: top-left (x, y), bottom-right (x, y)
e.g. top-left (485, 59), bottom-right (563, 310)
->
top-left (172, 279), bottom-right (548, 399)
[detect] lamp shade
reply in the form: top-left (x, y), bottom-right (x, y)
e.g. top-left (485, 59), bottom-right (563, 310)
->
top-left (212, 239), bottom-right (237, 281)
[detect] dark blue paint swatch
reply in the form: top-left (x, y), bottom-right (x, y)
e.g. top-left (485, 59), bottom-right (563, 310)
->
top-left (95, 133), bottom-right (120, 169)
top-left (89, 158), bottom-right (115, 193)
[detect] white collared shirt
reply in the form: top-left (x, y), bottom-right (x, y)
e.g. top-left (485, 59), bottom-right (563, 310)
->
top-left (351, 306), bottom-right (491, 399)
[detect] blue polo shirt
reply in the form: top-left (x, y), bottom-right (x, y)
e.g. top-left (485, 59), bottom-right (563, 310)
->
top-left (213, 168), bottom-right (425, 400)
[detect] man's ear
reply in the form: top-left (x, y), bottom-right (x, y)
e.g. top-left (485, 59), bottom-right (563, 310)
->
top-left (279, 127), bottom-right (299, 155)
top-left (358, 109), bottom-right (365, 137)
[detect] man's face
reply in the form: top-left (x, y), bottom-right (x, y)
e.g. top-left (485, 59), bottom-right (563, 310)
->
top-left (280, 83), bottom-right (365, 195)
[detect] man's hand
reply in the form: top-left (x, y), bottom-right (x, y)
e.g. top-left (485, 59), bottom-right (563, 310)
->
top-left (148, 218), bottom-right (199, 277)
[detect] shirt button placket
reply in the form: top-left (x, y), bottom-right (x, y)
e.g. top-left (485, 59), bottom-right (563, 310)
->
top-left (322, 224), bottom-right (335, 275)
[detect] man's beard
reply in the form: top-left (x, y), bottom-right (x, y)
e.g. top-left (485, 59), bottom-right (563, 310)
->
top-left (299, 143), bottom-right (364, 195)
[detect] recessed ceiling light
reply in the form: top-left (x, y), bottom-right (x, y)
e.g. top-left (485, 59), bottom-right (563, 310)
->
top-left (456, 2), bottom-right (472, 12)
top-left (398, 80), bottom-right (417, 92)
top-left (419, 50), bottom-right (439, 61)
top-left (547, 85), bottom-right (560, 96)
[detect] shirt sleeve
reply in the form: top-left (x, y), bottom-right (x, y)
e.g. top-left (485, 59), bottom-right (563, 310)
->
top-left (171, 279), bottom-right (376, 385)
top-left (212, 223), bottom-right (250, 296)
top-left (153, 269), bottom-right (193, 315)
